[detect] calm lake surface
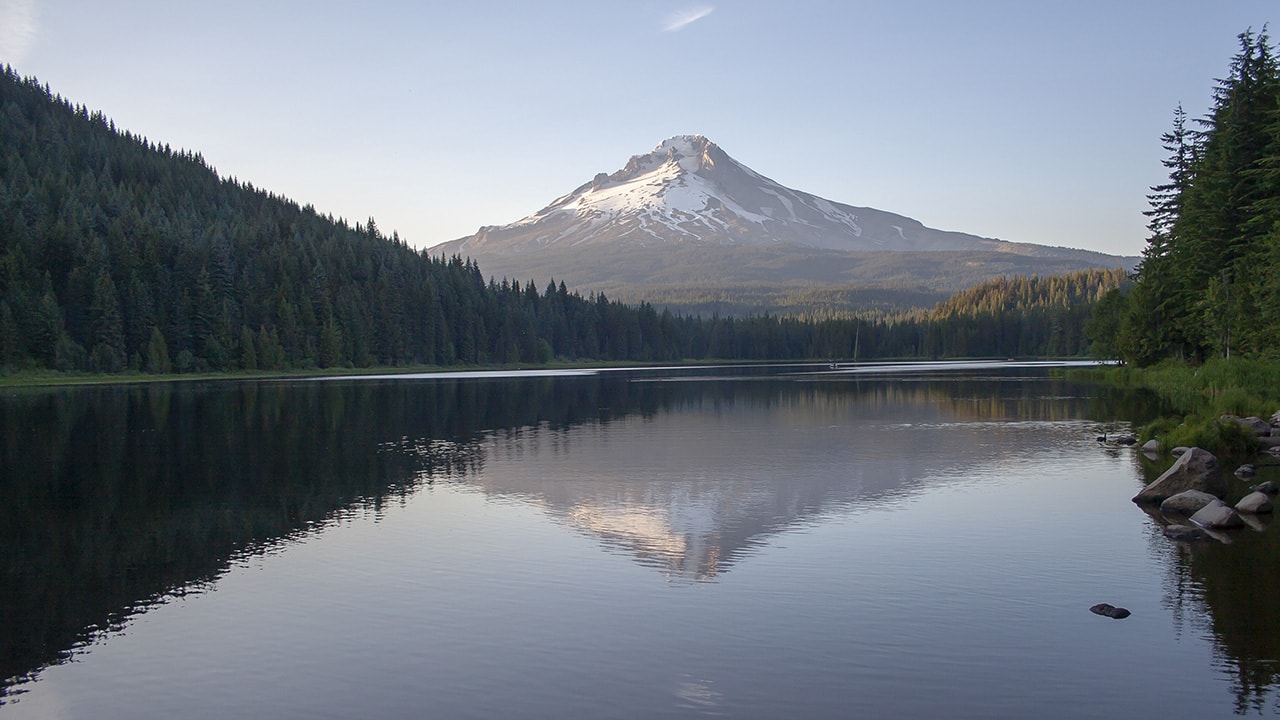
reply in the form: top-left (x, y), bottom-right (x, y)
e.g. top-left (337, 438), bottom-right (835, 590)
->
top-left (2, 362), bottom-right (1279, 718)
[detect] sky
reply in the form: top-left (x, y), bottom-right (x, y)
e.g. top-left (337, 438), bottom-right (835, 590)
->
top-left (1, 1), bottom-right (1276, 259)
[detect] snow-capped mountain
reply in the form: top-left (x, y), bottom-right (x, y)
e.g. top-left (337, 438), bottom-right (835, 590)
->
top-left (431, 135), bottom-right (1134, 307)
top-left (443, 134), bottom-right (1096, 255)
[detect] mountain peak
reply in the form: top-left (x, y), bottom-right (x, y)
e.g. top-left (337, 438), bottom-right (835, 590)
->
top-left (435, 136), bottom-right (1133, 288)
top-left (613, 134), bottom-right (719, 181)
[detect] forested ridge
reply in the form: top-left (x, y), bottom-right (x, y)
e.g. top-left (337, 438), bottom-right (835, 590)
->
top-left (1091, 29), bottom-right (1280, 365)
top-left (0, 65), bottom-right (1119, 374)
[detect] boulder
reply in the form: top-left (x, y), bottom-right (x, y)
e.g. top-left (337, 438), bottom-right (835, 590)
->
top-left (1250, 480), bottom-right (1278, 496)
top-left (1190, 499), bottom-right (1245, 529)
top-left (1163, 524), bottom-right (1208, 541)
top-left (1132, 447), bottom-right (1223, 504)
top-left (1234, 464), bottom-right (1257, 478)
top-left (1236, 491), bottom-right (1274, 514)
top-left (1140, 439), bottom-right (1160, 454)
top-left (1160, 490), bottom-right (1219, 516)
top-left (1089, 603), bottom-right (1131, 619)
top-left (1171, 446), bottom-right (1190, 456)
top-left (1222, 414), bottom-right (1272, 436)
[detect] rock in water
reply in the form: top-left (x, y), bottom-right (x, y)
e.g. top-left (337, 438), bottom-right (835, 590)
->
top-left (1189, 499), bottom-right (1245, 529)
top-left (1163, 524), bottom-right (1208, 541)
top-left (1090, 603), bottom-right (1131, 619)
top-left (1234, 464), bottom-right (1257, 478)
top-left (1236, 491), bottom-right (1274, 514)
top-left (1160, 490), bottom-right (1219, 516)
top-left (1251, 480), bottom-right (1278, 497)
top-left (1132, 447), bottom-right (1223, 504)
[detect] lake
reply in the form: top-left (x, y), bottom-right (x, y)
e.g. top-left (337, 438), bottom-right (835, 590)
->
top-left (2, 362), bottom-right (1278, 718)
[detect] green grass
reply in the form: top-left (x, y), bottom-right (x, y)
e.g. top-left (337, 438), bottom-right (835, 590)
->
top-left (1102, 357), bottom-right (1280, 455)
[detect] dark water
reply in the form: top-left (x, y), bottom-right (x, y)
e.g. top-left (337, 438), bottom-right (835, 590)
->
top-left (2, 363), bottom-right (1278, 718)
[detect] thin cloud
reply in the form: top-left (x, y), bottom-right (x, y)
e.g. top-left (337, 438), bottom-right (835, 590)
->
top-left (664, 5), bottom-right (714, 32)
top-left (0, 0), bottom-right (38, 64)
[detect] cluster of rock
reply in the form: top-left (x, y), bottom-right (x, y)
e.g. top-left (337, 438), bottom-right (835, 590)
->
top-left (1130, 437), bottom-right (1276, 540)
top-left (1095, 418), bottom-right (1279, 619)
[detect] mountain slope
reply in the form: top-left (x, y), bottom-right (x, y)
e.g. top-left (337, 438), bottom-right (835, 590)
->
top-left (433, 135), bottom-right (1134, 312)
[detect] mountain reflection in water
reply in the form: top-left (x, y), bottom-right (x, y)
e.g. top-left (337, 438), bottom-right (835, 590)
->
top-left (2, 365), bottom-right (1277, 717)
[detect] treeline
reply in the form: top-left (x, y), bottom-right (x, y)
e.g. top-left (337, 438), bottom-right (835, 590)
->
top-left (1090, 29), bottom-right (1280, 365)
top-left (0, 64), bottom-right (1120, 374)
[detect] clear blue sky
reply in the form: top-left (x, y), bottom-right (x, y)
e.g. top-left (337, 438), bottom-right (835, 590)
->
top-left (2, 0), bottom-right (1275, 257)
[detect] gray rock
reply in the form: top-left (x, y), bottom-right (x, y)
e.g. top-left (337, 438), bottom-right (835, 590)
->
top-left (1247, 417), bottom-right (1273, 437)
top-left (1236, 491), bottom-right (1274, 514)
top-left (1234, 464), bottom-right (1257, 478)
top-left (1113, 435), bottom-right (1138, 446)
top-left (1171, 446), bottom-right (1190, 456)
top-left (1251, 480), bottom-right (1279, 496)
top-left (1132, 447), bottom-right (1224, 504)
top-left (1190, 499), bottom-right (1245, 529)
top-left (1140, 439), bottom-right (1160, 454)
top-left (1163, 524), bottom-right (1208, 541)
top-left (1090, 603), bottom-right (1131, 619)
top-left (1222, 414), bottom-right (1272, 436)
top-left (1160, 490), bottom-right (1219, 516)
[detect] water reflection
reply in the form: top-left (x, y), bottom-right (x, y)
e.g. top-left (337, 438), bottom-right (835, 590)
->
top-left (5, 365), bottom-right (1259, 713)
top-left (1151, 503), bottom-right (1280, 715)
top-left (403, 372), bottom-right (1163, 583)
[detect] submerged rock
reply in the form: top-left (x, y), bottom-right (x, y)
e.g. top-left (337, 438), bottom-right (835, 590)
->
top-left (1236, 491), bottom-right (1274, 514)
top-left (1090, 603), bottom-right (1131, 619)
top-left (1163, 524), bottom-right (1208, 541)
top-left (1160, 490), bottom-right (1218, 516)
top-left (1189, 499), bottom-right (1245, 529)
top-left (1234, 464), bottom-right (1256, 478)
top-left (1251, 480), bottom-right (1279, 496)
top-left (1132, 447), bottom-right (1223, 504)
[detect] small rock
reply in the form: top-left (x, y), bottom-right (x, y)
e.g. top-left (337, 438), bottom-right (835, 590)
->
top-left (1160, 490), bottom-right (1219, 516)
top-left (1163, 524), bottom-right (1208, 541)
top-left (1190, 499), bottom-right (1245, 529)
top-left (1114, 435), bottom-right (1138, 446)
top-left (1171, 446), bottom-right (1190, 456)
top-left (1236, 491), bottom-right (1274, 514)
top-left (1234, 464), bottom-right (1257, 478)
top-left (1251, 480), bottom-right (1278, 496)
top-left (1090, 603), bottom-right (1131, 619)
top-left (1140, 439), bottom-right (1160, 454)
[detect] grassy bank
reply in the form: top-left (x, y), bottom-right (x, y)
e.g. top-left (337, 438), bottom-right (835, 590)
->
top-left (1102, 357), bottom-right (1280, 454)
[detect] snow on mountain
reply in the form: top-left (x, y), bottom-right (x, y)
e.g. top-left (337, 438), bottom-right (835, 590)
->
top-left (442, 134), bottom-right (1040, 255)
top-left (431, 135), bottom-right (1134, 299)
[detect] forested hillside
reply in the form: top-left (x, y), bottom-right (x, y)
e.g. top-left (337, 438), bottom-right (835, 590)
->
top-left (0, 65), bottom-right (1115, 374)
top-left (1090, 29), bottom-right (1280, 364)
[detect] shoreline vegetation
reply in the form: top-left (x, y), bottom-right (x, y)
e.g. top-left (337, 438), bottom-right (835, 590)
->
top-left (1095, 358), bottom-right (1280, 456)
